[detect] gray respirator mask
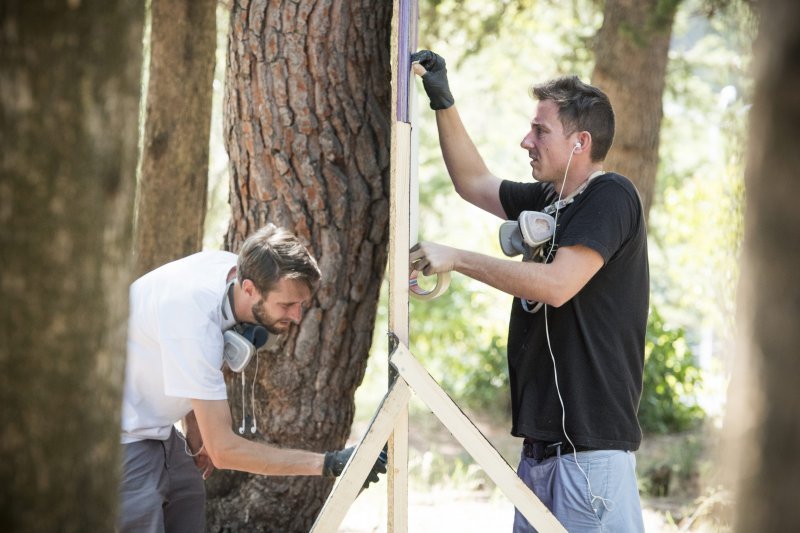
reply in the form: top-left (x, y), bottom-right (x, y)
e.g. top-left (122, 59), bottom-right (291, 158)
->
top-left (223, 323), bottom-right (269, 372)
top-left (499, 211), bottom-right (557, 314)
top-left (499, 211), bottom-right (556, 262)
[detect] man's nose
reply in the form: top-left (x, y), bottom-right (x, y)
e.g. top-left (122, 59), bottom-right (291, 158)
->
top-left (520, 131), bottom-right (534, 149)
top-left (288, 304), bottom-right (303, 323)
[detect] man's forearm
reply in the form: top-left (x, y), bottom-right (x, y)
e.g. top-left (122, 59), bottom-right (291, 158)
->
top-left (436, 107), bottom-right (488, 189)
top-left (448, 244), bottom-right (603, 307)
top-left (452, 249), bottom-right (561, 305)
top-left (435, 107), bottom-right (505, 218)
top-left (214, 438), bottom-right (325, 477)
top-left (192, 399), bottom-right (325, 476)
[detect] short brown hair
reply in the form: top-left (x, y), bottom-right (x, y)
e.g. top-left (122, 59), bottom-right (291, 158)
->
top-left (531, 76), bottom-right (615, 162)
top-left (236, 224), bottom-right (321, 294)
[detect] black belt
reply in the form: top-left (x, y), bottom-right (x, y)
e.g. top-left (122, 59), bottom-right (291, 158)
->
top-left (522, 438), bottom-right (594, 462)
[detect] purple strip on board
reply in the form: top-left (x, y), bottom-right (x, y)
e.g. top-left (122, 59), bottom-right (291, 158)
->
top-left (396, 0), bottom-right (418, 123)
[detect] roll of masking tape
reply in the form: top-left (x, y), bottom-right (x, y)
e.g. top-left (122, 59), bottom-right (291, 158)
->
top-left (409, 270), bottom-right (451, 301)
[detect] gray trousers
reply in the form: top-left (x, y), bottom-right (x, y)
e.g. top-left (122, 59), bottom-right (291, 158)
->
top-left (118, 428), bottom-right (206, 533)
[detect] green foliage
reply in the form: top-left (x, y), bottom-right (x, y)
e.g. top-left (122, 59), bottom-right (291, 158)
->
top-left (639, 307), bottom-right (706, 434)
top-left (409, 275), bottom-right (511, 413)
top-left (649, 0), bottom-right (753, 366)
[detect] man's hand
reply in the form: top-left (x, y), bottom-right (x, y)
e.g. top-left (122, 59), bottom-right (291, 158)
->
top-left (409, 241), bottom-right (457, 276)
top-left (182, 411), bottom-right (215, 479)
top-left (323, 446), bottom-right (388, 489)
top-left (410, 50), bottom-right (454, 110)
top-left (194, 447), bottom-right (216, 480)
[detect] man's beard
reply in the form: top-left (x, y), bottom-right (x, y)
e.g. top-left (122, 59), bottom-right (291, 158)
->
top-left (251, 299), bottom-right (289, 334)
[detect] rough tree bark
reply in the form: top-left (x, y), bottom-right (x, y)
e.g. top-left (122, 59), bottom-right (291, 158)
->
top-left (0, 1), bottom-right (142, 531)
top-left (591, 0), bottom-right (681, 221)
top-left (133, 0), bottom-right (217, 277)
top-left (730, 0), bottom-right (800, 531)
top-left (205, 1), bottom-right (392, 531)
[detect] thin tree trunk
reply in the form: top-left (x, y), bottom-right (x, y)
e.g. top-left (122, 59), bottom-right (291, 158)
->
top-left (591, 0), bottom-right (680, 221)
top-left (206, 1), bottom-right (392, 530)
top-left (730, 0), bottom-right (800, 530)
top-left (0, 1), bottom-right (142, 531)
top-left (134, 0), bottom-right (216, 276)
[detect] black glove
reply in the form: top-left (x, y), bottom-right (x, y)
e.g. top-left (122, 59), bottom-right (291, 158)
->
top-left (411, 50), bottom-right (454, 110)
top-left (323, 446), bottom-right (388, 489)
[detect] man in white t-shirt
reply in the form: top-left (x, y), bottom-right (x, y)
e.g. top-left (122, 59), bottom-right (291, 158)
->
top-left (119, 225), bottom-right (385, 532)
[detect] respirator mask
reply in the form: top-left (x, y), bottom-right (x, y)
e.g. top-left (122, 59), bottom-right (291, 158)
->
top-left (499, 210), bottom-right (556, 262)
top-left (223, 323), bottom-right (269, 372)
top-left (498, 210), bottom-right (558, 314)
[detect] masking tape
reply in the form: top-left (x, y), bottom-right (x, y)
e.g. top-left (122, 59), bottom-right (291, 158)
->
top-left (409, 270), bottom-right (451, 301)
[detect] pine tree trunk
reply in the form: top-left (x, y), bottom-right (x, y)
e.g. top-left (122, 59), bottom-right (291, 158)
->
top-left (205, 1), bottom-right (392, 530)
top-left (0, 1), bottom-right (142, 531)
top-left (731, 0), bottom-right (800, 530)
top-left (134, 0), bottom-right (217, 276)
top-left (591, 0), bottom-right (680, 221)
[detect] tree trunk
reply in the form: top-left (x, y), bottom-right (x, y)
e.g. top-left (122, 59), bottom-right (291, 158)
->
top-left (591, 0), bottom-right (680, 221)
top-left (730, 0), bottom-right (800, 530)
top-left (133, 0), bottom-right (217, 277)
top-left (0, 1), bottom-right (142, 531)
top-left (205, 1), bottom-right (392, 530)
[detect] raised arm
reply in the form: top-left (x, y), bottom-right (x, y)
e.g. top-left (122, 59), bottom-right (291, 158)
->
top-left (412, 50), bottom-right (506, 219)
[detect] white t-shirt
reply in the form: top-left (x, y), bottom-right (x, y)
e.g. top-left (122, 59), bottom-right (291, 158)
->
top-left (121, 251), bottom-right (238, 443)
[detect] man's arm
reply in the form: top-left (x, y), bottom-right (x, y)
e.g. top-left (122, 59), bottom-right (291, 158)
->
top-left (435, 107), bottom-right (506, 218)
top-left (410, 242), bottom-right (603, 307)
top-left (182, 410), bottom-right (215, 479)
top-left (412, 50), bottom-right (505, 218)
top-left (191, 399), bottom-right (324, 476)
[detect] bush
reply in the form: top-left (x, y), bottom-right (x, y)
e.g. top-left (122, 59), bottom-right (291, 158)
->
top-left (639, 306), bottom-right (706, 434)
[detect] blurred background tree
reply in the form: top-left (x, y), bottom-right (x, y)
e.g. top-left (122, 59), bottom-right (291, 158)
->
top-left (1, 1), bottom-right (143, 530)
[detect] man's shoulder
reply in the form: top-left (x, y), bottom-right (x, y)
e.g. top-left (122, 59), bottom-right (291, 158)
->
top-left (139, 250), bottom-right (237, 279)
top-left (595, 172), bottom-right (638, 192)
top-left (500, 179), bottom-right (550, 218)
top-left (132, 250), bottom-right (236, 303)
top-left (588, 172), bottom-right (643, 206)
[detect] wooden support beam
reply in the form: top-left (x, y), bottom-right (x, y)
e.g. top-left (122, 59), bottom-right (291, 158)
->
top-left (390, 343), bottom-right (567, 533)
top-left (388, 118), bottom-right (411, 532)
top-left (387, 0), bottom-right (417, 530)
top-left (310, 378), bottom-right (413, 533)
top-left (313, 1), bottom-right (564, 530)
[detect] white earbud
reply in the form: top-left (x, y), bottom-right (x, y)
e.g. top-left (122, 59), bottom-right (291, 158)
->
top-left (574, 141), bottom-right (582, 149)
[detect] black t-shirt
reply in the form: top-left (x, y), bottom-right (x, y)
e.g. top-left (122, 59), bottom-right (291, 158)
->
top-left (499, 173), bottom-right (649, 451)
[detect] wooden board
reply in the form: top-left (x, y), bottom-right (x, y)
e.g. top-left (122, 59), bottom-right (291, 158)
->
top-left (390, 344), bottom-right (567, 533)
top-left (309, 378), bottom-right (413, 532)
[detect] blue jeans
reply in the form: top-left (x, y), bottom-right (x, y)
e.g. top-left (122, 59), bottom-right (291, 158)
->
top-left (513, 448), bottom-right (644, 532)
top-left (118, 428), bottom-right (205, 533)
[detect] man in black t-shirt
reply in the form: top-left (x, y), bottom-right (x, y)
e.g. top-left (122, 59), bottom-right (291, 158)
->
top-left (409, 50), bottom-right (648, 532)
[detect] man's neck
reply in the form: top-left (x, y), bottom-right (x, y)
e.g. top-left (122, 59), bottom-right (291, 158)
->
top-left (225, 266), bottom-right (243, 323)
top-left (559, 163), bottom-right (603, 198)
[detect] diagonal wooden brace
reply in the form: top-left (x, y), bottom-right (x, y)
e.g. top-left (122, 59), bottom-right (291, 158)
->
top-left (310, 377), bottom-right (413, 533)
top-left (390, 343), bottom-right (567, 533)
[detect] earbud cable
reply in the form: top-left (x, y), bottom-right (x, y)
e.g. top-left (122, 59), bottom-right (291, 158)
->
top-left (543, 144), bottom-right (614, 512)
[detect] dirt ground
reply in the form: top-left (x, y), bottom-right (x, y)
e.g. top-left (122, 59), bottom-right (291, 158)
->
top-left (340, 407), bottom-right (729, 532)
top-left (339, 483), bottom-right (680, 532)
